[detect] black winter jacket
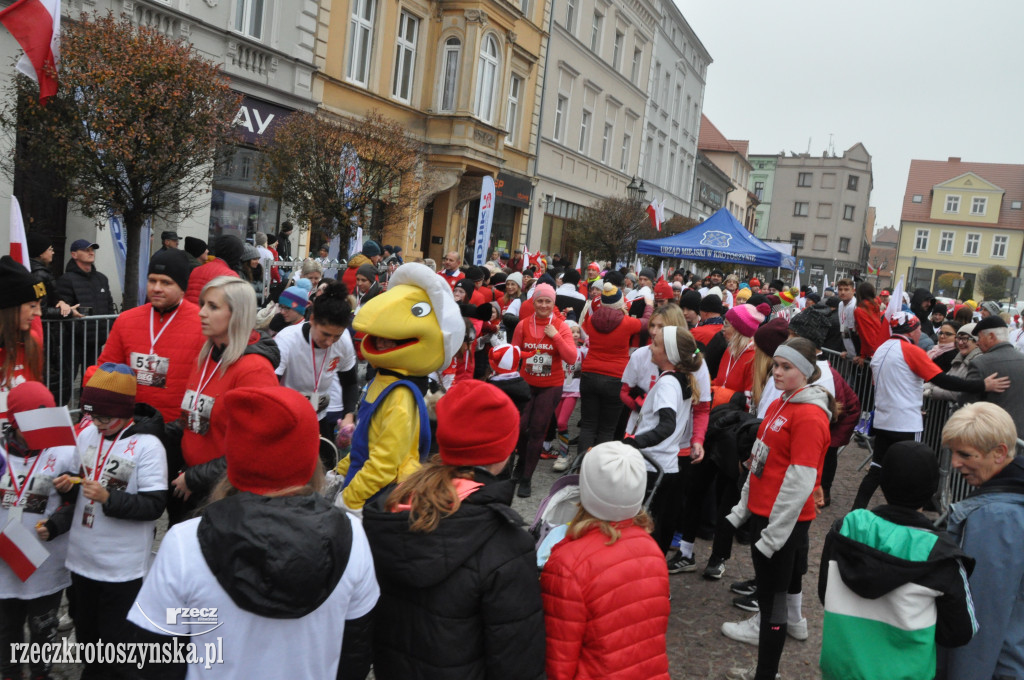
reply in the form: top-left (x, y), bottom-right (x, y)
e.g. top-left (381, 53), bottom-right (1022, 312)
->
top-left (30, 257), bottom-right (64, 319)
top-left (56, 259), bottom-right (114, 314)
top-left (704, 394), bottom-right (761, 480)
top-left (362, 471), bottom-right (545, 680)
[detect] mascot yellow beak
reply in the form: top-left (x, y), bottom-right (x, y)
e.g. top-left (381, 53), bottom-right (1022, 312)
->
top-left (354, 283), bottom-right (447, 374)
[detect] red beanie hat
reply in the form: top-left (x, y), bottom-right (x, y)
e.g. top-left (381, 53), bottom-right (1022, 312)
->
top-left (220, 387), bottom-right (320, 494)
top-left (654, 279), bottom-right (674, 302)
top-left (436, 380), bottom-right (518, 466)
top-left (6, 381), bottom-right (55, 417)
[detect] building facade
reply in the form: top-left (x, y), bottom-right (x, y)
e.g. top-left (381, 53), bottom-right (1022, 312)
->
top-left (691, 151), bottom-right (731, 221)
top-left (895, 157), bottom-right (1024, 300)
top-left (696, 115), bottom-right (756, 229)
top-left (529, 0), bottom-right (662, 255)
top-left (635, 1), bottom-right (710, 222)
top-left (761, 143), bottom-right (872, 290)
top-left (747, 154), bottom-right (776, 239)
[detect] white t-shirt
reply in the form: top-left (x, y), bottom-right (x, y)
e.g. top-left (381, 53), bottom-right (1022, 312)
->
top-left (756, 359), bottom-right (835, 419)
top-left (870, 337), bottom-right (940, 433)
top-left (66, 424), bottom-right (167, 582)
top-left (621, 346), bottom-right (711, 439)
top-left (129, 514), bottom-right (379, 680)
top-left (634, 372), bottom-right (692, 474)
top-left (0, 444), bottom-right (77, 598)
top-left (275, 323), bottom-right (357, 418)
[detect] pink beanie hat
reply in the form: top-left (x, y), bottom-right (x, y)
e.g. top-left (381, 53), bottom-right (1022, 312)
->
top-left (725, 303), bottom-right (765, 337)
top-left (533, 283), bottom-right (556, 302)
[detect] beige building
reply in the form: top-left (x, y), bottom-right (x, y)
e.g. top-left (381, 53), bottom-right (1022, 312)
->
top-left (697, 115), bottom-right (757, 230)
top-left (530, 0), bottom-right (661, 255)
top-left (315, 0), bottom-right (549, 261)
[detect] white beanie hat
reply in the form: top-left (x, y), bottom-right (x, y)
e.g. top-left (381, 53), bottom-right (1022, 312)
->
top-left (579, 442), bottom-right (646, 522)
top-left (505, 271), bottom-right (524, 288)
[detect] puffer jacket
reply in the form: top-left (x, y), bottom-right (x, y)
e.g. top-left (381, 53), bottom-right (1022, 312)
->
top-left (362, 472), bottom-right (545, 680)
top-left (55, 259), bottom-right (114, 314)
top-left (927, 347), bottom-right (980, 402)
top-left (96, 299), bottom-right (205, 423)
top-left (29, 257), bottom-right (63, 318)
top-left (541, 521), bottom-right (670, 680)
top-left (184, 257), bottom-right (238, 306)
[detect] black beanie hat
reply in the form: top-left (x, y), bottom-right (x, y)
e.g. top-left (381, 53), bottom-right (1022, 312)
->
top-left (639, 267), bottom-right (656, 282)
top-left (789, 305), bottom-right (832, 348)
top-left (699, 294), bottom-right (725, 314)
top-left (881, 441), bottom-right (939, 509)
top-left (26, 232), bottom-right (51, 259)
top-left (747, 293), bottom-right (767, 308)
top-left (184, 236), bottom-right (207, 260)
top-left (465, 266), bottom-right (484, 282)
top-left (562, 268), bottom-right (581, 286)
top-left (455, 279), bottom-right (475, 301)
top-left (148, 248), bottom-right (191, 292)
top-left (604, 270), bottom-right (625, 287)
top-left (213, 235), bottom-right (244, 270)
top-left (679, 290), bottom-right (702, 312)
top-left (0, 255), bottom-right (46, 309)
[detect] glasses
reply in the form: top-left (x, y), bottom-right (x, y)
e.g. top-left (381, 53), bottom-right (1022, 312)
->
top-left (955, 335), bottom-right (975, 342)
top-left (938, 331), bottom-right (955, 337)
top-left (91, 415), bottom-right (118, 424)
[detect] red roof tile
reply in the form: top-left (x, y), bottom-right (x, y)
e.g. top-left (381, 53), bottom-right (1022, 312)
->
top-left (698, 115), bottom-right (744, 156)
top-left (902, 158), bottom-right (1024, 229)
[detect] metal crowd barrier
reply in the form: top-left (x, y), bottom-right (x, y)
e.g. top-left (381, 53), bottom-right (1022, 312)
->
top-left (41, 315), bottom-right (119, 415)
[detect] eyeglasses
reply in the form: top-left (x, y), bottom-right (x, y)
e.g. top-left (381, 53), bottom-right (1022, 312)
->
top-left (938, 331), bottom-right (955, 337)
top-left (91, 415), bottom-right (118, 424)
top-left (955, 335), bottom-right (975, 342)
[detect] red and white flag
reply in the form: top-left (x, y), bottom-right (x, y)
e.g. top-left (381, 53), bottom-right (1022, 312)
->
top-left (521, 246), bottom-right (529, 273)
top-left (13, 406), bottom-right (76, 449)
top-left (0, 0), bottom-right (61, 104)
top-left (646, 198), bottom-right (663, 232)
top-left (0, 516), bottom-right (49, 581)
top-left (8, 195), bottom-right (29, 268)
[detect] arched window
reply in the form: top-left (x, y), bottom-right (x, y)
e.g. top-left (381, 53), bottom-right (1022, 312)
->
top-left (473, 35), bottom-right (499, 124)
top-left (440, 37), bottom-right (461, 112)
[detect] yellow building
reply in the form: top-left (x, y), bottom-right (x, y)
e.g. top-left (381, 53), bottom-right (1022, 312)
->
top-left (315, 0), bottom-right (548, 261)
top-left (895, 157), bottom-right (1024, 300)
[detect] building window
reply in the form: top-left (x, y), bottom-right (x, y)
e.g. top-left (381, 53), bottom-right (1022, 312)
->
top-left (843, 205), bottom-right (855, 221)
top-left (473, 35), bottom-right (499, 123)
top-left (839, 237), bottom-right (850, 253)
top-left (939, 231), bottom-right (954, 254)
top-left (439, 37), bottom-right (461, 112)
top-left (553, 95), bottom-right (568, 142)
top-left (391, 11), bottom-right (419, 103)
top-left (912, 194), bottom-right (923, 203)
top-left (234, 0), bottom-right (264, 39)
top-left (817, 203), bottom-right (832, 219)
top-left (813, 234), bottom-right (827, 251)
top-left (590, 12), bottom-right (602, 52)
top-left (661, 72), bottom-right (670, 108)
top-left (578, 109), bottom-right (591, 154)
top-left (754, 180), bottom-right (764, 201)
top-left (790, 233), bottom-right (805, 249)
top-left (971, 197), bottom-right (987, 215)
top-left (346, 0), bottom-right (376, 85)
top-left (797, 172), bottom-right (812, 187)
top-left (821, 172), bottom-right (836, 189)
top-left (1012, 200), bottom-right (1023, 210)
top-left (965, 233), bottom-right (980, 256)
top-left (684, 94), bottom-right (691, 129)
top-left (993, 235), bottom-right (1008, 259)
top-left (631, 47), bottom-right (642, 82)
top-left (673, 84), bottom-right (682, 120)
top-left (601, 123), bottom-right (612, 163)
top-left (565, 0), bottom-right (576, 32)
top-left (667, 150), bottom-right (675, 188)
top-left (794, 201), bottom-right (809, 217)
top-left (945, 195), bottom-right (960, 213)
top-left (847, 174), bottom-right (859, 191)
top-left (620, 132), bottom-right (631, 172)
top-left (612, 31), bottom-right (623, 69)
top-left (914, 228), bottom-right (929, 251)
top-left (505, 74), bottom-right (522, 146)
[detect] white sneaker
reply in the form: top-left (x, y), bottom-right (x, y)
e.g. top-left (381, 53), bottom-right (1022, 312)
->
top-left (552, 456), bottom-right (570, 472)
top-left (721, 614), bottom-right (760, 646)
top-left (787, 617), bottom-right (808, 641)
top-left (724, 664), bottom-right (780, 680)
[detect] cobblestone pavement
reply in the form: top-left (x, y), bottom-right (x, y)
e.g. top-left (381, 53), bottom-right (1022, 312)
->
top-left (45, 426), bottom-right (877, 680)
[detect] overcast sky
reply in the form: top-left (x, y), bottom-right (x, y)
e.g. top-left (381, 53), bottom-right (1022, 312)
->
top-left (676, 0), bottom-right (1024, 237)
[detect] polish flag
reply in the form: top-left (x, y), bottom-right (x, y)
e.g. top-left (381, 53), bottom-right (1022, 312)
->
top-left (575, 250), bottom-right (581, 272)
top-left (0, 517), bottom-right (49, 581)
top-left (646, 198), bottom-right (662, 232)
top-left (13, 406), bottom-right (76, 449)
top-left (521, 246), bottom-right (529, 273)
top-left (0, 0), bottom-right (61, 104)
top-left (8, 195), bottom-right (29, 268)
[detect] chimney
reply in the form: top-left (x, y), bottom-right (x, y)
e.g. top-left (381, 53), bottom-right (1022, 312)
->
top-left (948, 156), bottom-right (961, 163)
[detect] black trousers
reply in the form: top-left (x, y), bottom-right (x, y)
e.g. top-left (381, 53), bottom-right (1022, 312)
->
top-left (647, 470), bottom-right (682, 553)
top-left (576, 373), bottom-right (625, 454)
top-left (0, 590), bottom-right (63, 678)
top-left (852, 428), bottom-right (917, 509)
top-left (70, 573), bottom-right (143, 680)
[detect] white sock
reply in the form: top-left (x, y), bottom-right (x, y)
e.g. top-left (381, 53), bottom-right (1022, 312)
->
top-left (678, 540), bottom-right (695, 559)
top-left (787, 592), bottom-right (803, 623)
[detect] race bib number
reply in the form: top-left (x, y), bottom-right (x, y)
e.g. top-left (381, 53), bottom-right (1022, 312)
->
top-left (304, 392), bottom-right (330, 415)
top-left (181, 390), bottom-right (215, 435)
top-left (750, 437), bottom-right (769, 479)
top-left (527, 353), bottom-right (552, 377)
top-left (131, 352), bottom-right (170, 388)
top-left (0, 474), bottom-right (53, 515)
top-left (101, 454), bottom-right (137, 492)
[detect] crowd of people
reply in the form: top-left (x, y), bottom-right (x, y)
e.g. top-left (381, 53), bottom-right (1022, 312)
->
top-left (0, 236), bottom-right (1022, 680)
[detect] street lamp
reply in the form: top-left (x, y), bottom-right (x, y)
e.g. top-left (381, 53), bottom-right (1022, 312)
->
top-left (626, 176), bottom-right (647, 204)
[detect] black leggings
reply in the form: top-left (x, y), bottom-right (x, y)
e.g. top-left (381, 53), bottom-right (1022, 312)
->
top-left (749, 515), bottom-right (810, 680)
top-left (647, 470), bottom-right (682, 553)
top-left (852, 429), bottom-right (917, 509)
top-left (0, 590), bottom-right (62, 678)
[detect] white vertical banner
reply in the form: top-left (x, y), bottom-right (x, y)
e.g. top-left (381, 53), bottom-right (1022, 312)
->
top-left (473, 176), bottom-right (496, 266)
top-left (8, 195), bottom-right (28, 268)
top-left (108, 214), bottom-right (151, 304)
top-left (340, 144), bottom-right (360, 260)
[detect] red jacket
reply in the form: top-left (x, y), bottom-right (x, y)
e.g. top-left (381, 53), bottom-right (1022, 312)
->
top-left (184, 258), bottom-right (238, 307)
top-left (0, 329), bottom-right (43, 425)
top-left (541, 521), bottom-right (670, 680)
top-left (581, 307), bottom-right (642, 378)
top-left (512, 314), bottom-right (577, 388)
top-left (854, 301), bottom-right (888, 358)
top-left (829, 367), bottom-right (861, 448)
top-left (713, 344), bottom-right (755, 394)
top-left (96, 299), bottom-right (204, 423)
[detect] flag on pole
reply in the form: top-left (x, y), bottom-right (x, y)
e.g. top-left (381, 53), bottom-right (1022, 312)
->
top-left (633, 256), bottom-right (640, 275)
top-left (646, 198), bottom-right (662, 232)
top-left (0, 516), bottom-right (49, 581)
top-left (521, 246), bottom-right (529, 273)
top-left (13, 406), bottom-right (76, 449)
top-left (792, 268), bottom-right (801, 292)
top-left (0, 0), bottom-right (60, 105)
top-left (657, 260), bottom-right (665, 281)
top-left (575, 251), bottom-right (581, 272)
top-left (8, 195), bottom-right (28, 268)
top-left (884, 275), bottom-right (905, 322)
top-left (866, 262), bottom-right (878, 276)
top-left (824, 274), bottom-right (830, 290)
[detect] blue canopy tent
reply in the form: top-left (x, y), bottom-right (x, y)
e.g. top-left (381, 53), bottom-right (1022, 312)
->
top-left (636, 208), bottom-right (791, 268)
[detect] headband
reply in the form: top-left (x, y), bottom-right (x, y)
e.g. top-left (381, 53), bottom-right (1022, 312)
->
top-left (774, 345), bottom-right (815, 379)
top-left (663, 326), bottom-right (681, 365)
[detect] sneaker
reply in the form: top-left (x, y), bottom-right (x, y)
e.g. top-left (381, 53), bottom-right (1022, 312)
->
top-left (552, 456), bottom-right (571, 472)
top-left (666, 553), bottom-right (696, 574)
top-left (721, 613), bottom-right (760, 646)
top-left (733, 593), bottom-right (759, 612)
top-left (725, 664), bottom-right (780, 680)
top-left (542, 440), bottom-right (553, 452)
top-left (516, 478), bottom-right (532, 498)
top-left (786, 617), bottom-right (808, 641)
top-left (703, 558), bottom-right (726, 580)
top-left (730, 578), bottom-right (757, 596)
top-left (539, 451), bottom-right (559, 460)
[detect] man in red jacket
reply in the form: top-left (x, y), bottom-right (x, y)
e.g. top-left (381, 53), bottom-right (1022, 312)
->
top-left (97, 249), bottom-right (204, 423)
